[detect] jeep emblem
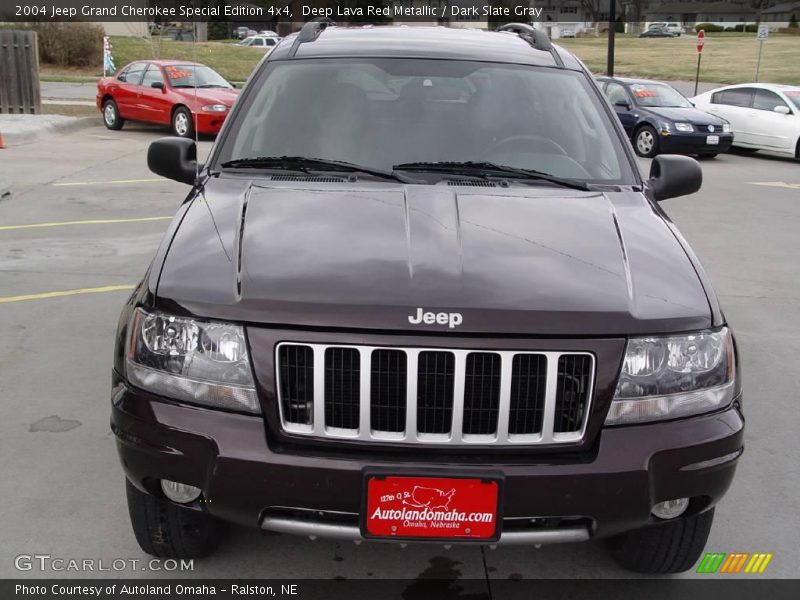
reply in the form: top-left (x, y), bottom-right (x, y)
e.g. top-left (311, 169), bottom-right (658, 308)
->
top-left (408, 307), bottom-right (463, 328)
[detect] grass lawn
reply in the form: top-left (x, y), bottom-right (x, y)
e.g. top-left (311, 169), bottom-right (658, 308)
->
top-left (559, 33), bottom-right (800, 85)
top-left (39, 32), bottom-right (800, 86)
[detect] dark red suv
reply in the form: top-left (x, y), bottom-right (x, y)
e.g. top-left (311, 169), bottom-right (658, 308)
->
top-left (112, 21), bottom-right (743, 574)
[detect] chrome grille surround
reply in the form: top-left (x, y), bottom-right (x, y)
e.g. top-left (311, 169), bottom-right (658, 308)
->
top-left (275, 343), bottom-right (595, 446)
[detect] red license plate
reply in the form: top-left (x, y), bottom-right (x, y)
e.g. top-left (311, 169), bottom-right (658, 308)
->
top-left (364, 475), bottom-right (499, 540)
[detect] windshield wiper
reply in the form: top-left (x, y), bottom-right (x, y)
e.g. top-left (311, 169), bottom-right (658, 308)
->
top-left (197, 84), bottom-right (228, 88)
top-left (392, 161), bottom-right (591, 191)
top-left (220, 156), bottom-right (418, 183)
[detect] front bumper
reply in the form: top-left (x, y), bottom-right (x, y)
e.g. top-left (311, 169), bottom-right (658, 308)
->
top-left (660, 132), bottom-right (734, 155)
top-left (111, 374), bottom-right (744, 543)
top-left (193, 111), bottom-right (228, 134)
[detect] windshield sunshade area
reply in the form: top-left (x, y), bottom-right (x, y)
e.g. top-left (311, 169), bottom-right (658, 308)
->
top-left (218, 59), bottom-right (633, 183)
top-left (630, 83), bottom-right (692, 108)
top-left (165, 65), bottom-right (232, 89)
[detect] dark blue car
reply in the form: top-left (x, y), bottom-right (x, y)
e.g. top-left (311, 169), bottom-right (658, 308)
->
top-left (597, 77), bottom-right (733, 158)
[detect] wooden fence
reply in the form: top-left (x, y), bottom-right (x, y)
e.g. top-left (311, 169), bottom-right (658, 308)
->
top-left (0, 30), bottom-right (41, 114)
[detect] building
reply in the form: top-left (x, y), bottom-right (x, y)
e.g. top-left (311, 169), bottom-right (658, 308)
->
top-left (644, 2), bottom-right (757, 29)
top-left (761, 1), bottom-right (800, 27)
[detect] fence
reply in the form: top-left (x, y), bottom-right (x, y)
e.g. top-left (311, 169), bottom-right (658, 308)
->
top-left (0, 30), bottom-right (41, 114)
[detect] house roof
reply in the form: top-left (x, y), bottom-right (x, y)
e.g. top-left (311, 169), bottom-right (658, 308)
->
top-left (647, 2), bottom-right (754, 14)
top-left (762, 2), bottom-right (800, 14)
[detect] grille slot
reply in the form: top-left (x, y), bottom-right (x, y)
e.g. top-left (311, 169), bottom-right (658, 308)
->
top-left (462, 353), bottom-right (501, 435)
top-left (509, 354), bottom-right (547, 435)
top-left (417, 351), bottom-right (455, 435)
top-left (276, 344), bottom-right (594, 446)
top-left (371, 350), bottom-right (407, 433)
top-left (554, 354), bottom-right (593, 433)
top-left (269, 174), bottom-right (346, 183)
top-left (277, 345), bottom-right (314, 425)
top-left (446, 179), bottom-right (497, 187)
top-left (324, 347), bottom-right (360, 430)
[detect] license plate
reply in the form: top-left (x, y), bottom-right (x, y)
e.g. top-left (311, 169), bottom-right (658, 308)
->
top-left (363, 475), bottom-right (499, 540)
top-left (707, 135), bottom-right (719, 145)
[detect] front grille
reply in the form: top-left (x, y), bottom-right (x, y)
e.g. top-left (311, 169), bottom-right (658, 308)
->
top-left (276, 344), bottom-right (594, 446)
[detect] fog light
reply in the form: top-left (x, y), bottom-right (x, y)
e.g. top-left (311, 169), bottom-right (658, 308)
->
top-left (651, 498), bottom-right (689, 520)
top-left (161, 480), bottom-right (201, 504)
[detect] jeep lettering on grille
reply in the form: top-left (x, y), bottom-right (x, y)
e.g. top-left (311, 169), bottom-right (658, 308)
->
top-left (408, 308), bottom-right (463, 328)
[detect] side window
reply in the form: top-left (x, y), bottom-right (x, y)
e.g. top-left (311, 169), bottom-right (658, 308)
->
top-left (752, 89), bottom-right (790, 112)
top-left (116, 66), bottom-right (129, 82)
top-left (605, 82), bottom-right (630, 106)
top-left (121, 62), bottom-right (147, 86)
top-left (266, 38), bottom-right (277, 46)
top-left (252, 38), bottom-right (264, 46)
top-left (713, 88), bottom-right (754, 108)
top-left (141, 65), bottom-right (165, 88)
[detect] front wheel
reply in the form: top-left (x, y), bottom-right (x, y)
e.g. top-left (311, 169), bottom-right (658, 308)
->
top-left (698, 153), bottom-right (718, 159)
top-left (171, 107), bottom-right (195, 138)
top-left (102, 99), bottom-right (124, 130)
top-left (606, 508), bottom-right (714, 574)
top-left (634, 125), bottom-right (660, 158)
top-left (126, 479), bottom-right (223, 559)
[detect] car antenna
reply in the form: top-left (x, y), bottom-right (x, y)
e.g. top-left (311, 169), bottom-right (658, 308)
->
top-left (288, 17), bottom-right (336, 57)
top-left (496, 23), bottom-right (563, 67)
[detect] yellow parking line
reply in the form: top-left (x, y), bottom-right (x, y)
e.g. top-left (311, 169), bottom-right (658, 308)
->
top-left (0, 284), bottom-right (135, 304)
top-left (0, 216), bottom-right (172, 231)
top-left (53, 178), bottom-right (164, 187)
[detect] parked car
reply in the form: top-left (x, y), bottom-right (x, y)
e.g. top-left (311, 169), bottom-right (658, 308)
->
top-left (259, 30), bottom-right (280, 37)
top-left (237, 34), bottom-right (282, 50)
top-left (115, 22), bottom-right (743, 575)
top-left (692, 83), bottom-right (800, 159)
top-left (559, 28), bottom-right (576, 38)
top-left (648, 22), bottom-right (685, 36)
top-left (597, 77), bottom-right (733, 157)
top-left (234, 26), bottom-right (257, 40)
top-left (96, 60), bottom-right (239, 138)
top-left (639, 26), bottom-right (677, 38)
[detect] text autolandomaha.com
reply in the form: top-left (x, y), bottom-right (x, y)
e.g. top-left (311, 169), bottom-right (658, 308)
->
top-left (16, 584), bottom-right (291, 596)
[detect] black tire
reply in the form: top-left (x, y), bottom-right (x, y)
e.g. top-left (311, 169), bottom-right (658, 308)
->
top-left (102, 99), bottom-right (124, 130)
top-left (171, 106), bottom-right (195, 139)
top-left (126, 479), bottom-right (222, 559)
top-left (698, 153), bottom-right (718, 159)
top-left (634, 125), bottom-right (660, 158)
top-left (606, 508), bottom-right (715, 574)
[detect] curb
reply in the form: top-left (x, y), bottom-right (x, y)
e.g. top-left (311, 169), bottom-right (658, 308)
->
top-left (0, 116), bottom-right (99, 148)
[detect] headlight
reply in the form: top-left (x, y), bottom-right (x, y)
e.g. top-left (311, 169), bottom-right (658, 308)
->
top-left (674, 122), bottom-right (693, 132)
top-left (722, 123), bottom-right (731, 133)
top-left (126, 308), bottom-right (260, 414)
top-left (605, 327), bottom-right (735, 425)
top-left (201, 104), bottom-right (228, 112)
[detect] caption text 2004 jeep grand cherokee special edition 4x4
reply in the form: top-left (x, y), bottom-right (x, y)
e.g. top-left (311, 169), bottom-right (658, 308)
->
top-left (111, 21), bottom-right (744, 574)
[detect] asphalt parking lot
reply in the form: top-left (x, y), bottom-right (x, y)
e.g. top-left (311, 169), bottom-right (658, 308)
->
top-left (0, 121), bottom-right (798, 581)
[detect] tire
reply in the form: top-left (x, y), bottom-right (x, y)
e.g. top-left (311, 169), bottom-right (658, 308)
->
top-left (606, 508), bottom-right (715, 574)
top-left (126, 479), bottom-right (222, 559)
top-left (634, 125), bottom-right (659, 158)
top-left (171, 106), bottom-right (195, 138)
top-left (698, 153), bottom-right (718, 159)
top-left (102, 99), bottom-right (124, 130)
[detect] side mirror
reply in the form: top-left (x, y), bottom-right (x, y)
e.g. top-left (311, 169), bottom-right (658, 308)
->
top-left (614, 99), bottom-right (631, 110)
top-left (147, 138), bottom-right (198, 186)
top-left (228, 81), bottom-right (237, 89)
top-left (647, 155), bottom-right (702, 202)
top-left (151, 81), bottom-right (165, 90)
top-left (773, 105), bottom-right (791, 115)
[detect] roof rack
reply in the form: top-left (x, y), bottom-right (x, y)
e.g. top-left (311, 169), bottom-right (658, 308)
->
top-left (496, 23), bottom-right (563, 67)
top-left (289, 17), bottom-right (336, 57)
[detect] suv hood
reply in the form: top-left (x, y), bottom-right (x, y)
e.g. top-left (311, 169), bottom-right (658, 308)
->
top-left (154, 178), bottom-right (712, 335)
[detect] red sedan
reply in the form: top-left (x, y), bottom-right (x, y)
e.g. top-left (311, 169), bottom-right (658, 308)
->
top-left (96, 60), bottom-right (239, 137)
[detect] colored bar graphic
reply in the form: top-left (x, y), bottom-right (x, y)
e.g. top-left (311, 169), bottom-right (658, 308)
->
top-left (697, 553), bottom-right (727, 574)
top-left (699, 552), bottom-right (773, 574)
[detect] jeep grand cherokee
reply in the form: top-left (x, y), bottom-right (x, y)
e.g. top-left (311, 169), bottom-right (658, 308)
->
top-left (111, 21), bottom-right (743, 574)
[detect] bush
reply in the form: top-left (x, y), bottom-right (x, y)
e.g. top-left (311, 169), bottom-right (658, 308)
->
top-left (695, 23), bottom-right (724, 33)
top-left (732, 23), bottom-right (758, 32)
top-left (29, 22), bottom-right (104, 67)
top-left (790, 14), bottom-right (798, 28)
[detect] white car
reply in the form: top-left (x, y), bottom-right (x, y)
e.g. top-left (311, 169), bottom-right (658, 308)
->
top-left (692, 83), bottom-right (800, 158)
top-left (237, 35), bottom-right (282, 51)
top-left (648, 22), bottom-right (684, 36)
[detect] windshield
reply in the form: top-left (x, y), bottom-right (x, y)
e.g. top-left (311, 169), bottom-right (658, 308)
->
top-left (630, 83), bottom-right (692, 108)
top-left (217, 58), bottom-right (633, 183)
top-left (165, 65), bottom-right (231, 88)
top-left (785, 91), bottom-right (800, 111)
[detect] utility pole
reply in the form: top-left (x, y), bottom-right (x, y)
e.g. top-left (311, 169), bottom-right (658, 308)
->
top-left (607, 0), bottom-right (616, 76)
